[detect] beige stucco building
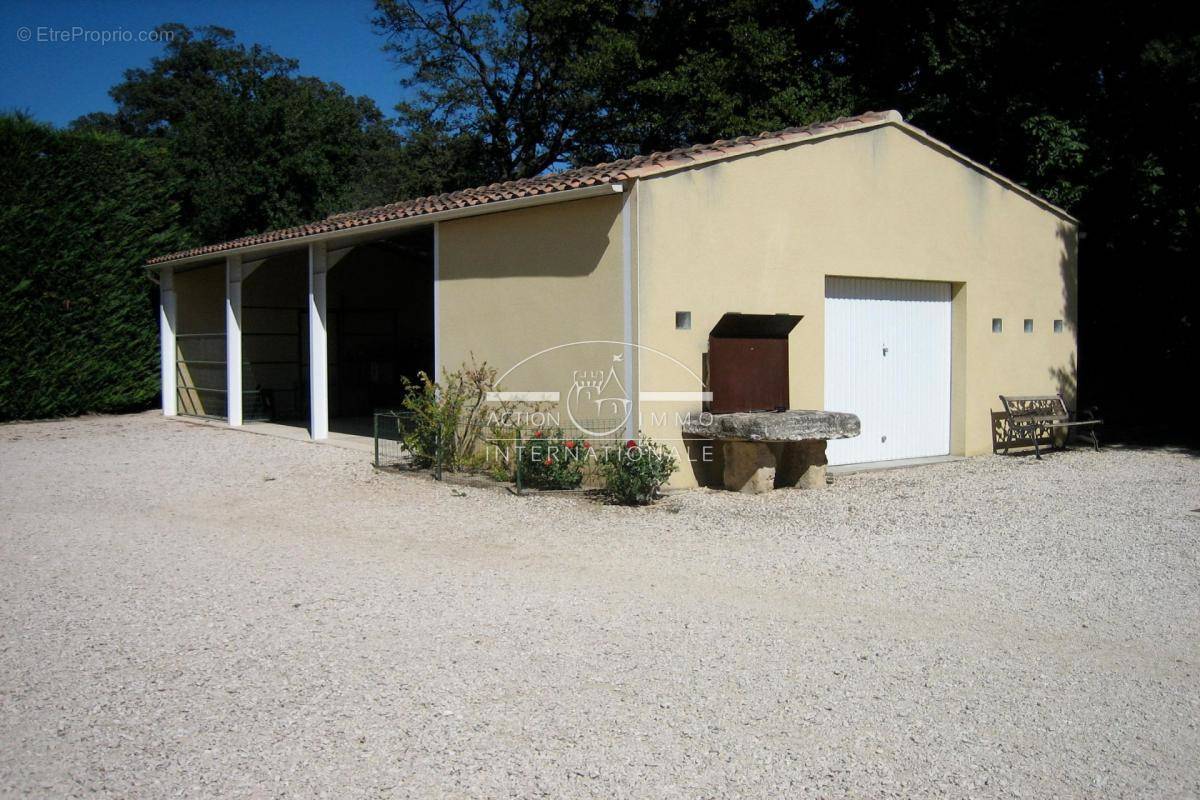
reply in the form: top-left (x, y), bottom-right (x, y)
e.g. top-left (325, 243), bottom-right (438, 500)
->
top-left (148, 110), bottom-right (1078, 487)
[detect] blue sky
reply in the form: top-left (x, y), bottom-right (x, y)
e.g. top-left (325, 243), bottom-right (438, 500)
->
top-left (0, 0), bottom-right (407, 127)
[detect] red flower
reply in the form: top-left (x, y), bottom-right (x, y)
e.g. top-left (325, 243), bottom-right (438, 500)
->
top-left (564, 440), bottom-right (576, 449)
top-left (533, 430), bottom-right (543, 438)
top-left (582, 440), bottom-right (591, 449)
top-left (625, 439), bottom-right (638, 449)
top-left (543, 456), bottom-right (553, 466)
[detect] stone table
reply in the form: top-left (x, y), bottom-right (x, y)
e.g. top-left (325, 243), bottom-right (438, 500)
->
top-left (682, 410), bottom-right (861, 493)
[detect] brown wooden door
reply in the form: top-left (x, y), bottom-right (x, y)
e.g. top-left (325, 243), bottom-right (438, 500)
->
top-left (708, 337), bottom-right (789, 413)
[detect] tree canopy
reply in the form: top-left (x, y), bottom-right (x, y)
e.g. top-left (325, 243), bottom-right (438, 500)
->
top-left (72, 24), bottom-right (430, 244)
top-left (373, 0), bottom-right (854, 171)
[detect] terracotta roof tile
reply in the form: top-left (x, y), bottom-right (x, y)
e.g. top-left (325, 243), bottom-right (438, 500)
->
top-left (147, 111), bottom-right (897, 265)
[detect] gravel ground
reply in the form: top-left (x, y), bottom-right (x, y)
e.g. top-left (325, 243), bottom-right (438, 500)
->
top-left (1, 412), bottom-right (1197, 799)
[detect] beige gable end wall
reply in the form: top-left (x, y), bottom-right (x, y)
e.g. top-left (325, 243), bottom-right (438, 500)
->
top-left (635, 124), bottom-right (1078, 487)
top-left (437, 193), bottom-right (630, 407)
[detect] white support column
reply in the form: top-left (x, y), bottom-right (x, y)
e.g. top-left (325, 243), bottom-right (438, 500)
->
top-left (225, 254), bottom-right (243, 426)
top-left (432, 222), bottom-right (441, 376)
top-left (308, 242), bottom-right (329, 440)
top-left (621, 192), bottom-right (636, 440)
top-left (159, 266), bottom-right (177, 416)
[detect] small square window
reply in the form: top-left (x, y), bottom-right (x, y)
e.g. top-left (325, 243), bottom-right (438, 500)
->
top-left (1053, 319), bottom-right (1064, 333)
top-left (1024, 319), bottom-right (1034, 333)
top-left (675, 311), bottom-right (692, 330)
top-left (992, 318), bottom-right (1003, 333)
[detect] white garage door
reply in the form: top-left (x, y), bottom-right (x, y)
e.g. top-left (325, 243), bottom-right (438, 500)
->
top-left (824, 277), bottom-right (952, 466)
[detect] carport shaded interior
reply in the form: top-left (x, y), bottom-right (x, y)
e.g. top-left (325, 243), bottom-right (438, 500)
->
top-left (173, 227), bottom-right (433, 435)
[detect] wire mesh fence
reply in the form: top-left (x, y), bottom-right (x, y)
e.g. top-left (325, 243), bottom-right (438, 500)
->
top-left (373, 411), bottom-right (416, 471)
top-left (373, 410), bottom-right (626, 492)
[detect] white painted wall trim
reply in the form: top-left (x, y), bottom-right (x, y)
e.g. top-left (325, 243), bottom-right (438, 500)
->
top-left (432, 222), bottom-right (441, 378)
top-left (159, 266), bottom-right (177, 416)
top-left (621, 190), bottom-right (636, 439)
top-left (308, 242), bottom-right (329, 440)
top-left (634, 181), bottom-right (643, 426)
top-left (225, 254), bottom-right (243, 426)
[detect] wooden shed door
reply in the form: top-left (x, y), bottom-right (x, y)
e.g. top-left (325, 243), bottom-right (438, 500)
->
top-left (708, 337), bottom-right (789, 413)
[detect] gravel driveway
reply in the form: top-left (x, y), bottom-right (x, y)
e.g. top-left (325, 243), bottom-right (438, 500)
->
top-left (1, 412), bottom-right (1197, 798)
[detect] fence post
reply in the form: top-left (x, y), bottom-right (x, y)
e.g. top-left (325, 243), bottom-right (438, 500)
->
top-left (434, 426), bottom-right (443, 481)
top-left (514, 428), bottom-right (522, 495)
top-left (373, 412), bottom-right (379, 468)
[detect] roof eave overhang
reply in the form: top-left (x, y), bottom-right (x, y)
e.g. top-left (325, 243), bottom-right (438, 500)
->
top-left (147, 181), bottom-right (627, 270)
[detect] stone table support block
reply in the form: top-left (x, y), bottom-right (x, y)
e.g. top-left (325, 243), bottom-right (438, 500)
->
top-left (722, 442), bottom-right (777, 494)
top-left (721, 440), bottom-right (831, 493)
top-left (775, 439), bottom-right (828, 489)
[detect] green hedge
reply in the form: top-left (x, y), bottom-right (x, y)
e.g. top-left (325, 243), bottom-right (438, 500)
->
top-left (0, 115), bottom-right (192, 421)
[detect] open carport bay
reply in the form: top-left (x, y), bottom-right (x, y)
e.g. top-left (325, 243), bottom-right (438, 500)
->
top-left (169, 228), bottom-right (432, 435)
top-left (1, 413), bottom-right (1197, 798)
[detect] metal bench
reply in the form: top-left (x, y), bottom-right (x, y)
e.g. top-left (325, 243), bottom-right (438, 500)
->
top-left (998, 394), bottom-right (1102, 459)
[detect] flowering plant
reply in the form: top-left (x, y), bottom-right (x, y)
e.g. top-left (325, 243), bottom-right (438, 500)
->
top-left (398, 357), bottom-right (494, 471)
top-left (599, 434), bottom-right (678, 504)
top-left (519, 427), bottom-right (588, 489)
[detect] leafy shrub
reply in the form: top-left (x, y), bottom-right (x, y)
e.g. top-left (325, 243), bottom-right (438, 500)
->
top-left (599, 436), bottom-right (678, 504)
top-left (399, 358), bottom-right (494, 471)
top-left (518, 429), bottom-right (589, 489)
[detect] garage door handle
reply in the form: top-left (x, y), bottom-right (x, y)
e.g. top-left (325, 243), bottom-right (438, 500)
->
top-left (882, 345), bottom-right (888, 356)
